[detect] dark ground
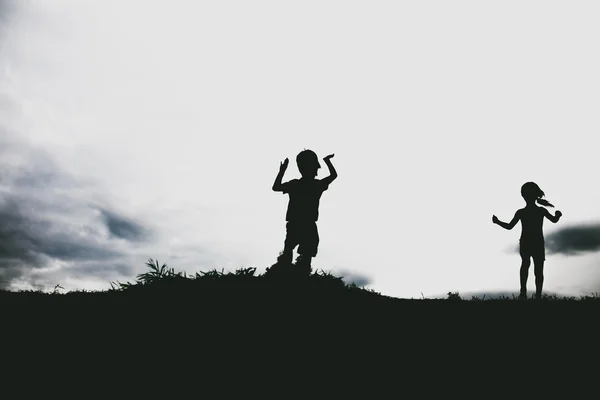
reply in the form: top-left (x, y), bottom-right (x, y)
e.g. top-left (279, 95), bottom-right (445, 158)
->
top-left (1, 265), bottom-right (596, 394)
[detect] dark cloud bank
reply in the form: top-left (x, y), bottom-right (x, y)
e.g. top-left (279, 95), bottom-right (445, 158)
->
top-left (0, 0), bottom-right (17, 31)
top-left (337, 270), bottom-right (371, 287)
top-left (544, 224), bottom-right (600, 256)
top-left (0, 0), bottom-right (13, 19)
top-left (508, 223), bottom-right (600, 257)
top-left (0, 132), bottom-right (153, 290)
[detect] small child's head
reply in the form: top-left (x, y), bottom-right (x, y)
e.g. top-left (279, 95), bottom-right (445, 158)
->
top-left (296, 149), bottom-right (321, 178)
top-left (521, 182), bottom-right (544, 203)
top-left (521, 181), bottom-right (554, 207)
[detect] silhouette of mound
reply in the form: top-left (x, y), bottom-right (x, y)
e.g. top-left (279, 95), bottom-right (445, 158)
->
top-left (0, 258), bottom-right (386, 315)
top-left (2, 259), bottom-right (599, 309)
top-left (2, 258), bottom-right (599, 386)
top-left (109, 259), bottom-right (365, 300)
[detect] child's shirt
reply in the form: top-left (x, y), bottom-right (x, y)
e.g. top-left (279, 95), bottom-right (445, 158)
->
top-left (280, 178), bottom-right (330, 222)
top-left (519, 206), bottom-right (545, 243)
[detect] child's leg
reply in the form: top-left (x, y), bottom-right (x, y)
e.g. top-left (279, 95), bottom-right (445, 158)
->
top-left (533, 257), bottom-right (544, 299)
top-left (520, 255), bottom-right (531, 298)
top-left (278, 222), bottom-right (297, 264)
top-left (295, 222), bottom-right (319, 273)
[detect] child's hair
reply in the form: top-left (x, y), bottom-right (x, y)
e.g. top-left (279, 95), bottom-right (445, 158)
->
top-left (521, 182), bottom-right (554, 208)
top-left (296, 149), bottom-right (320, 176)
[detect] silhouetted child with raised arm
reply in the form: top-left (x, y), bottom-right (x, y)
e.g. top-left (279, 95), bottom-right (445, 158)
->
top-left (272, 149), bottom-right (337, 274)
top-left (492, 182), bottom-right (562, 300)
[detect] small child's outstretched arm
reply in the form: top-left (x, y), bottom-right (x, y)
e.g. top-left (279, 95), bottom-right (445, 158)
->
top-left (321, 154), bottom-right (337, 185)
top-left (544, 208), bottom-right (562, 223)
top-left (492, 210), bottom-right (520, 230)
top-left (272, 158), bottom-right (289, 192)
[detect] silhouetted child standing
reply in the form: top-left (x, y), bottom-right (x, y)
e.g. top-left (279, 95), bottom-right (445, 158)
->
top-left (492, 182), bottom-right (562, 299)
top-left (272, 149), bottom-right (338, 273)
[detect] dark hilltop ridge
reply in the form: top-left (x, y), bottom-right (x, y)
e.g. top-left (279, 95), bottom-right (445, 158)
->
top-left (2, 258), bottom-right (597, 301)
top-left (3, 258), bottom-right (599, 322)
top-left (1, 258), bottom-right (597, 389)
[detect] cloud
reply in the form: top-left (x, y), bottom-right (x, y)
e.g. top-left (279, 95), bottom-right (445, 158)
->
top-left (544, 223), bottom-right (600, 256)
top-left (0, 0), bottom-right (16, 37)
top-left (0, 132), bottom-right (150, 290)
top-left (0, 0), bottom-right (14, 21)
top-left (337, 269), bottom-right (372, 287)
top-left (508, 223), bottom-right (600, 257)
top-left (95, 207), bottom-right (150, 242)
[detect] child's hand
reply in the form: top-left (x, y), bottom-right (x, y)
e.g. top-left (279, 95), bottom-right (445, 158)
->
top-left (492, 215), bottom-right (499, 224)
top-left (323, 154), bottom-right (335, 161)
top-left (279, 158), bottom-right (289, 171)
top-left (555, 210), bottom-right (562, 218)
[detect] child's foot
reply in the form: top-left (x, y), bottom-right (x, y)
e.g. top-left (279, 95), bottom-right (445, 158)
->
top-left (294, 255), bottom-right (312, 276)
top-left (265, 254), bottom-right (294, 278)
top-left (296, 264), bottom-right (312, 276)
top-left (535, 293), bottom-right (542, 300)
top-left (276, 251), bottom-right (293, 265)
top-left (518, 292), bottom-right (527, 300)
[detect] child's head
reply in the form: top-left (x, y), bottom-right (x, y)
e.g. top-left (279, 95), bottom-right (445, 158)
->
top-left (296, 149), bottom-right (321, 178)
top-left (521, 182), bottom-right (544, 202)
top-left (521, 182), bottom-right (554, 207)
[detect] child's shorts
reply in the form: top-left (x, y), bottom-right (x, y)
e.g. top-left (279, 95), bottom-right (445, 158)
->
top-left (519, 238), bottom-right (545, 261)
top-left (284, 221), bottom-right (319, 257)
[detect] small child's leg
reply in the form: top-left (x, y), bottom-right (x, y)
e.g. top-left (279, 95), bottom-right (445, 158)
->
top-left (279, 238), bottom-right (295, 264)
top-left (533, 257), bottom-right (544, 299)
top-left (278, 222), bottom-right (297, 264)
top-left (295, 222), bottom-right (318, 274)
top-left (277, 250), bottom-right (293, 264)
top-left (520, 256), bottom-right (531, 298)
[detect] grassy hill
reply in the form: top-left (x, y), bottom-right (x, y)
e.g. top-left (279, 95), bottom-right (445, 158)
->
top-left (2, 258), bottom-right (597, 387)
top-left (5, 258), bottom-right (597, 312)
top-left (3, 257), bottom-right (599, 320)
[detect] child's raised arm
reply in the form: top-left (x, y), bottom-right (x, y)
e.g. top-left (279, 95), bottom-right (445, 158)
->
top-left (272, 158), bottom-right (288, 192)
top-left (321, 154), bottom-right (337, 185)
top-left (543, 208), bottom-right (562, 223)
top-left (492, 210), bottom-right (521, 230)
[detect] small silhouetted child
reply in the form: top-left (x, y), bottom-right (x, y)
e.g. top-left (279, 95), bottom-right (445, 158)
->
top-left (272, 149), bottom-right (338, 273)
top-left (492, 182), bottom-right (562, 299)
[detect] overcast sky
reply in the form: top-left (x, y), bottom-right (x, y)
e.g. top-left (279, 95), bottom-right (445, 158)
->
top-left (1, 0), bottom-right (600, 298)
